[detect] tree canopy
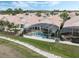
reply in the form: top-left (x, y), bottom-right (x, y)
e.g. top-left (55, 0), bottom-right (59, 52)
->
top-left (59, 11), bottom-right (70, 30)
top-left (0, 8), bottom-right (24, 15)
top-left (60, 11), bottom-right (70, 22)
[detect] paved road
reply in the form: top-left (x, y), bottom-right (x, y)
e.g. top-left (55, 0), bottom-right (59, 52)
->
top-left (0, 36), bottom-right (61, 58)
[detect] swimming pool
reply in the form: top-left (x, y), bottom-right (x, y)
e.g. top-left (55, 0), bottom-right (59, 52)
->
top-left (29, 31), bottom-right (48, 38)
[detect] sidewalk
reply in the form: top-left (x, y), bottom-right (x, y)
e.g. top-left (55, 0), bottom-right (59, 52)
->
top-left (0, 36), bottom-right (61, 58)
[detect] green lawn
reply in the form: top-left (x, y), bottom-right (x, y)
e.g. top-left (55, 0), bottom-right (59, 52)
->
top-left (0, 39), bottom-right (45, 58)
top-left (0, 31), bottom-right (79, 58)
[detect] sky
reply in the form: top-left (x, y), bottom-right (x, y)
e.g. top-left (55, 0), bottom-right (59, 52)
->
top-left (0, 1), bottom-right (79, 10)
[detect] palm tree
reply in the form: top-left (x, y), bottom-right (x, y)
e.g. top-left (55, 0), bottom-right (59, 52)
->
top-left (58, 10), bottom-right (70, 40)
top-left (60, 10), bottom-right (70, 30)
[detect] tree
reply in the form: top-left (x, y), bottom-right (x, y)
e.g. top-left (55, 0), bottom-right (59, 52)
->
top-left (45, 12), bottom-right (50, 16)
top-left (4, 20), bottom-right (9, 27)
top-left (14, 8), bottom-right (23, 14)
top-left (75, 12), bottom-right (79, 16)
top-left (0, 20), bottom-right (5, 26)
top-left (0, 20), bottom-right (5, 31)
top-left (7, 22), bottom-right (14, 29)
top-left (13, 24), bottom-right (20, 33)
top-left (60, 11), bottom-right (70, 29)
top-left (0, 20), bottom-right (11, 31)
top-left (57, 11), bottom-right (71, 39)
top-left (18, 8), bottom-right (23, 14)
top-left (6, 8), bottom-right (13, 15)
top-left (14, 8), bottom-right (19, 14)
top-left (36, 12), bottom-right (41, 17)
top-left (50, 11), bottom-right (54, 15)
top-left (60, 11), bottom-right (69, 21)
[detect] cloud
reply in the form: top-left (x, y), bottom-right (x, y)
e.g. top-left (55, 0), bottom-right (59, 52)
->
top-left (11, 1), bottom-right (61, 10)
top-left (12, 1), bottom-right (30, 8)
top-left (0, 1), bottom-right (79, 10)
top-left (26, 1), bottom-right (60, 5)
top-left (0, 1), bottom-right (61, 10)
top-left (51, 1), bottom-right (60, 5)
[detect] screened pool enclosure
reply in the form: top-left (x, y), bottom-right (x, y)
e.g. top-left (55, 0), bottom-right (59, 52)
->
top-left (61, 26), bottom-right (79, 43)
top-left (24, 23), bottom-right (59, 39)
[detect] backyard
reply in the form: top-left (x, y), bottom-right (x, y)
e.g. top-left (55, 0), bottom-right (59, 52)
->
top-left (0, 31), bottom-right (79, 58)
top-left (0, 38), bottom-right (45, 58)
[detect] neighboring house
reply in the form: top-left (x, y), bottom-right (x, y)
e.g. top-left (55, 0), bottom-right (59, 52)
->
top-left (61, 16), bottom-right (79, 43)
top-left (0, 13), bottom-right (63, 37)
top-left (0, 13), bottom-right (63, 27)
top-left (0, 12), bottom-right (79, 41)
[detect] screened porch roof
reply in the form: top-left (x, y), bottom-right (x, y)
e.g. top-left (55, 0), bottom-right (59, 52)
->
top-left (29, 23), bottom-right (59, 33)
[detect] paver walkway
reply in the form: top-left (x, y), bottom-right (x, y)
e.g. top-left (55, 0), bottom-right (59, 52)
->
top-left (0, 36), bottom-right (61, 58)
